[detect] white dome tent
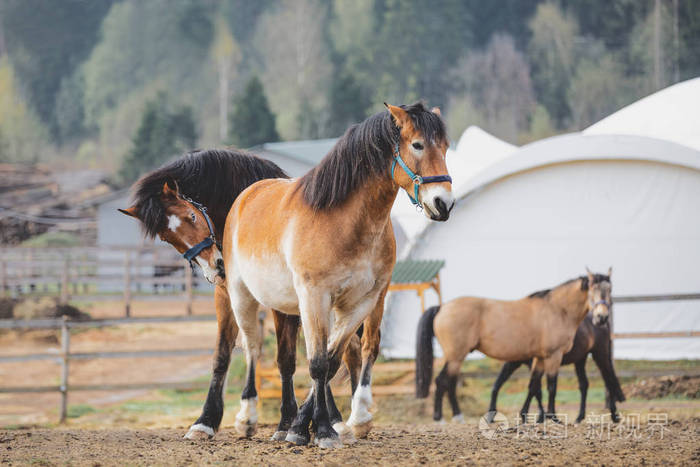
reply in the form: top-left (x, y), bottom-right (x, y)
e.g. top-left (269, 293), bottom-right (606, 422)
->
top-left (584, 77), bottom-right (700, 152)
top-left (382, 132), bottom-right (700, 360)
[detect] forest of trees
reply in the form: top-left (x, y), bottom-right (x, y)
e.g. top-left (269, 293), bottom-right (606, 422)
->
top-left (0, 0), bottom-right (698, 184)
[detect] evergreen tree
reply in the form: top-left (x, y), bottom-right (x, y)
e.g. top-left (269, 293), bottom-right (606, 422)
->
top-left (119, 93), bottom-right (197, 184)
top-left (228, 77), bottom-right (279, 147)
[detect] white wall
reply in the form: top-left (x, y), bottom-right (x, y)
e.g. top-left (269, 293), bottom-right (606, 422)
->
top-left (382, 159), bottom-right (700, 360)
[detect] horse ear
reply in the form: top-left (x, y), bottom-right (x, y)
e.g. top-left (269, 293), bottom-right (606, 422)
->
top-left (118, 207), bottom-right (139, 218)
top-left (162, 181), bottom-right (179, 198)
top-left (384, 102), bottom-right (410, 129)
top-left (431, 106), bottom-right (441, 116)
top-left (586, 266), bottom-right (594, 284)
top-left (607, 266), bottom-right (612, 277)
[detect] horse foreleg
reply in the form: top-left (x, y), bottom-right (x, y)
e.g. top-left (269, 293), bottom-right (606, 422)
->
top-left (487, 361), bottom-right (524, 422)
top-left (574, 358), bottom-right (589, 423)
top-left (347, 287), bottom-right (387, 439)
top-left (286, 288), bottom-right (340, 448)
top-left (543, 353), bottom-right (563, 423)
top-left (185, 285), bottom-right (237, 440)
top-left (271, 310), bottom-right (299, 441)
top-left (591, 347), bottom-right (624, 423)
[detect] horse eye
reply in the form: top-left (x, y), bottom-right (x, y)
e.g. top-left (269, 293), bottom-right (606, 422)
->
top-left (412, 142), bottom-right (424, 151)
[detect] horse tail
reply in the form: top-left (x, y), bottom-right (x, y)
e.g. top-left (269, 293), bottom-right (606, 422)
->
top-left (416, 306), bottom-right (441, 398)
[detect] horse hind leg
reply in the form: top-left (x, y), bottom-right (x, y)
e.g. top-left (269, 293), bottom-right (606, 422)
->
top-left (227, 281), bottom-right (263, 438)
top-left (445, 360), bottom-right (464, 423)
top-left (270, 311), bottom-right (299, 441)
top-left (347, 288), bottom-right (387, 439)
top-left (185, 285), bottom-right (237, 440)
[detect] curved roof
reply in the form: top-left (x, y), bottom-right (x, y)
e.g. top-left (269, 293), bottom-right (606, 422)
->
top-left (390, 126), bottom-right (515, 249)
top-left (584, 77), bottom-right (700, 152)
top-left (399, 132), bottom-right (700, 257)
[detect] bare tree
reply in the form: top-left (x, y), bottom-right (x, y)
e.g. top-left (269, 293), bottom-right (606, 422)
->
top-left (254, 0), bottom-right (332, 140)
top-left (450, 34), bottom-right (536, 143)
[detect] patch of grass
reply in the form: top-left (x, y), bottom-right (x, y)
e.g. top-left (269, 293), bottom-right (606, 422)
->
top-left (67, 404), bottom-right (97, 418)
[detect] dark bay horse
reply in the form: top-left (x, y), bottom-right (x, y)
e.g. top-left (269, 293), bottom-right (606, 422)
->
top-left (416, 270), bottom-right (612, 423)
top-left (120, 149), bottom-right (362, 442)
top-left (488, 313), bottom-right (626, 423)
top-left (210, 102), bottom-right (453, 448)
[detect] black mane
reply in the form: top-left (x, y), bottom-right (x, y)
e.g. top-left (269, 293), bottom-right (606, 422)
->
top-left (298, 102), bottom-right (447, 210)
top-left (130, 148), bottom-right (288, 238)
top-left (528, 274), bottom-right (611, 298)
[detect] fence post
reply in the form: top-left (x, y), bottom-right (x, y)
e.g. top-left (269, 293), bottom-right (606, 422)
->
top-left (59, 316), bottom-right (70, 423)
top-left (0, 258), bottom-right (7, 297)
top-left (59, 257), bottom-right (70, 305)
top-left (124, 253), bottom-right (132, 317)
top-left (185, 261), bottom-right (193, 315)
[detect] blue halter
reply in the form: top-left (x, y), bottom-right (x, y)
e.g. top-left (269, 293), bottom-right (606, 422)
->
top-left (390, 143), bottom-right (452, 208)
top-left (180, 195), bottom-right (220, 268)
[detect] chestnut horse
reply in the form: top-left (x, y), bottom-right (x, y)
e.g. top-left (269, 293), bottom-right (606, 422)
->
top-left (203, 102), bottom-right (452, 448)
top-left (415, 270), bottom-right (612, 423)
top-left (488, 312), bottom-right (625, 424)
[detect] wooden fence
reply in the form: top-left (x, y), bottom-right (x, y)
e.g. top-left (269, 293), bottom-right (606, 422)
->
top-left (0, 315), bottom-right (219, 423)
top-left (1, 245), bottom-right (208, 315)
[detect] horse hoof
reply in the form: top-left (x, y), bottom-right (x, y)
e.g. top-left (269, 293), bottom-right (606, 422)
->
top-left (333, 422), bottom-right (357, 445)
top-left (574, 417), bottom-right (585, 424)
top-left (285, 432), bottom-right (309, 446)
top-left (349, 420), bottom-right (372, 439)
top-left (184, 424), bottom-right (214, 440)
top-left (234, 419), bottom-right (257, 438)
top-left (271, 431), bottom-right (287, 441)
top-left (434, 418), bottom-right (446, 425)
top-left (452, 414), bottom-right (465, 424)
top-left (314, 435), bottom-right (343, 449)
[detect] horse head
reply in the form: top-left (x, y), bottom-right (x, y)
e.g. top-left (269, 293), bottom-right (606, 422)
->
top-left (586, 267), bottom-right (612, 326)
top-left (385, 103), bottom-right (454, 221)
top-left (120, 180), bottom-right (225, 285)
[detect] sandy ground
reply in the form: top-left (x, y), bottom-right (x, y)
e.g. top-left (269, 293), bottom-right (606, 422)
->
top-left (1, 419), bottom-right (699, 466)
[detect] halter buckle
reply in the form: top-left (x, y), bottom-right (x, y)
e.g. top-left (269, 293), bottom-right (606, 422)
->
top-left (413, 175), bottom-right (423, 185)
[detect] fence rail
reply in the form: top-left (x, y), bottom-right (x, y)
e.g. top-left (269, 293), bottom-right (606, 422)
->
top-left (0, 314), bottom-right (221, 422)
top-left (1, 245), bottom-right (212, 316)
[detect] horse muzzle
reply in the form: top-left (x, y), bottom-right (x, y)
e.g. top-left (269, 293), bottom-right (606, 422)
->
top-left (423, 188), bottom-right (455, 222)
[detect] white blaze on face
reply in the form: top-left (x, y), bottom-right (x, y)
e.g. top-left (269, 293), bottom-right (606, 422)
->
top-left (168, 214), bottom-right (182, 232)
top-left (421, 184), bottom-right (455, 219)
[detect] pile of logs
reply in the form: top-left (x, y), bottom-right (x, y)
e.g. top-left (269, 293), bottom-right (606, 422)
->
top-left (0, 163), bottom-right (113, 245)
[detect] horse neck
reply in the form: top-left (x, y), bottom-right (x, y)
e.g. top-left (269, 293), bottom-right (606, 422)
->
top-left (345, 172), bottom-right (399, 234)
top-left (549, 279), bottom-right (589, 325)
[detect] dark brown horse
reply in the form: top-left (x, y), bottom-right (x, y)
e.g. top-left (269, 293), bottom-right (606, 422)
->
top-left (120, 149), bottom-right (362, 442)
top-left (487, 313), bottom-right (625, 423)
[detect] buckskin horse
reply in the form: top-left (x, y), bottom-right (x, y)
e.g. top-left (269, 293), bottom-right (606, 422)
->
top-left (487, 311), bottom-right (626, 424)
top-left (120, 148), bottom-right (365, 443)
top-left (124, 102), bottom-right (454, 448)
top-left (415, 270), bottom-right (612, 423)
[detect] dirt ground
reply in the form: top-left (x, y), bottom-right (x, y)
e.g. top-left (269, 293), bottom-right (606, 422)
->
top-left (2, 419), bottom-right (699, 466)
top-left (2, 300), bottom-right (700, 465)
